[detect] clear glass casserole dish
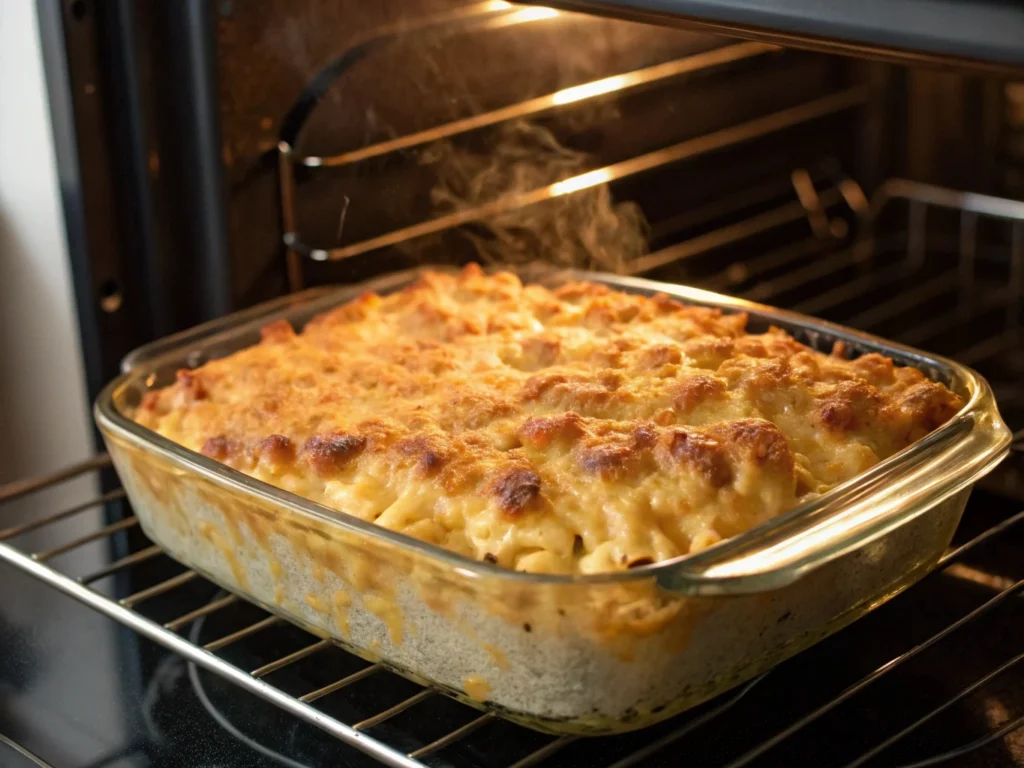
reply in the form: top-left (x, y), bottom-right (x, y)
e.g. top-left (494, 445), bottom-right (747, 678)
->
top-left (95, 266), bottom-right (1011, 734)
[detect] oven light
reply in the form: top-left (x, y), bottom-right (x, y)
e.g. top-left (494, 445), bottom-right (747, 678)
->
top-left (553, 75), bottom-right (630, 105)
top-left (479, 3), bottom-right (559, 31)
top-left (550, 168), bottom-right (613, 196)
top-left (506, 6), bottom-right (559, 22)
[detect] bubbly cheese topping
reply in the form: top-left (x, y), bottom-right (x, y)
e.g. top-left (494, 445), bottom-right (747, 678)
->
top-left (135, 265), bottom-right (963, 574)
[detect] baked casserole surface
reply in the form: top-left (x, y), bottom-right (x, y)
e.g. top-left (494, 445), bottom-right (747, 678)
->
top-left (135, 265), bottom-right (963, 574)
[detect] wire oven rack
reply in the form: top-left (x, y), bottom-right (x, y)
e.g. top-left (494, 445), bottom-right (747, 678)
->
top-left (275, 2), bottom-right (866, 289)
top-left (1, 454), bottom-right (1022, 768)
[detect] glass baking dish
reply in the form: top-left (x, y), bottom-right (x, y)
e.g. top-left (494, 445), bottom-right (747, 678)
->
top-left (94, 266), bottom-right (1011, 734)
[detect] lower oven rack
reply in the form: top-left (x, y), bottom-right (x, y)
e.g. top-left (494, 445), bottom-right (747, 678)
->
top-left (1, 454), bottom-right (1022, 768)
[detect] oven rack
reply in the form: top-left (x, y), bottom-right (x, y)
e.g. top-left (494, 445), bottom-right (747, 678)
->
top-left (1, 456), bottom-right (1022, 768)
top-left (275, 2), bottom-right (864, 287)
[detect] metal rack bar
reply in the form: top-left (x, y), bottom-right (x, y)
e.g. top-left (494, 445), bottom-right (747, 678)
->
top-left (1010, 223), bottom-right (1022, 340)
top-left (907, 200), bottom-right (927, 270)
top-left (742, 243), bottom-right (860, 303)
top-left (944, 562), bottom-right (1016, 592)
top-left (939, 508), bottom-right (1024, 566)
top-left (0, 489), bottom-right (125, 540)
top-left (0, 733), bottom-right (55, 768)
top-left (0, 542), bottom-right (425, 768)
top-left (703, 236), bottom-right (829, 292)
top-left (844, 650), bottom-right (1024, 768)
top-left (879, 179), bottom-right (1024, 221)
top-left (956, 329), bottom-right (1019, 367)
top-left (295, 87), bottom-right (867, 262)
top-left (896, 714), bottom-right (1024, 768)
top-left (299, 664), bottom-right (380, 703)
top-left (353, 689), bottom-right (436, 731)
top-left (958, 211), bottom-right (979, 320)
top-left (626, 188), bottom-right (843, 275)
top-left (77, 544), bottom-right (163, 584)
top-left (842, 272), bottom-right (959, 330)
top-left (724, 579), bottom-right (1024, 768)
top-left (608, 675), bottom-right (765, 768)
top-left (788, 258), bottom-right (904, 315)
top-left (651, 170), bottom-right (812, 242)
top-left (302, 42), bottom-right (776, 168)
top-left (119, 570), bottom-right (199, 607)
top-left (279, 145), bottom-right (304, 292)
top-left (164, 594), bottom-right (240, 631)
top-left (508, 736), bottom-right (578, 768)
top-left (0, 454), bottom-right (110, 504)
top-left (790, 168), bottom-right (830, 239)
top-left (900, 289), bottom-right (1013, 347)
top-left (407, 714), bottom-right (494, 760)
top-left (204, 615), bottom-right (282, 651)
top-left (31, 516), bottom-right (138, 562)
top-left (250, 638), bottom-right (332, 678)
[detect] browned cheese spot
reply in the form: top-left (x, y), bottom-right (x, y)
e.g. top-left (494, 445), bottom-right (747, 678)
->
top-left (304, 434), bottom-right (367, 476)
top-left (255, 434), bottom-right (296, 466)
top-left (575, 427), bottom-right (655, 481)
top-left (899, 381), bottom-right (963, 431)
top-left (396, 435), bottom-right (448, 477)
top-left (639, 344), bottom-right (682, 370)
top-left (201, 435), bottom-right (240, 462)
top-left (711, 419), bottom-right (794, 474)
top-left (490, 468), bottom-right (542, 516)
top-left (517, 413), bottom-right (587, 450)
top-left (815, 381), bottom-right (881, 433)
top-left (673, 372), bottom-right (726, 413)
top-left (176, 369), bottom-right (208, 401)
top-left (667, 430), bottom-right (733, 488)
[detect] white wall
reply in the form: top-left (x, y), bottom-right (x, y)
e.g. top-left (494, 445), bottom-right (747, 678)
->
top-left (0, 0), bottom-right (94, 485)
top-left (0, 1), bottom-right (129, 764)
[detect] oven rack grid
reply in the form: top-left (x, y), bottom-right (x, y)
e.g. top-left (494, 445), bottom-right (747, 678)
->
top-left (277, 34), bottom-right (863, 286)
top-left (274, 1), bottom-right (866, 287)
top-left (1, 456), bottom-right (1022, 768)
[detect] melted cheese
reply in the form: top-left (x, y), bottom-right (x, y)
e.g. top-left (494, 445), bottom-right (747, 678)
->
top-left (135, 265), bottom-right (963, 574)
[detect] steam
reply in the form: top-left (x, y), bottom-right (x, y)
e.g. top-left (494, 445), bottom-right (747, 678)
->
top-left (419, 119), bottom-right (649, 273)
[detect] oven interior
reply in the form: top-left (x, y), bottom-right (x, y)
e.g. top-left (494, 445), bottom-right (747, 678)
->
top-left (2, 1), bottom-right (1024, 766)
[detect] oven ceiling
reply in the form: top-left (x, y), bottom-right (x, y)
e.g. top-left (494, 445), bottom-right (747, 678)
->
top-left (543, 0), bottom-right (1024, 73)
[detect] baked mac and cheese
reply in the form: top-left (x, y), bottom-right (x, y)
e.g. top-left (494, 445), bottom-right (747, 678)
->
top-left (135, 265), bottom-right (963, 574)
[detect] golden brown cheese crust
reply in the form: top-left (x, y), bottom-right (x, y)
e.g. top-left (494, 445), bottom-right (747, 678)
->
top-left (135, 265), bottom-right (963, 574)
